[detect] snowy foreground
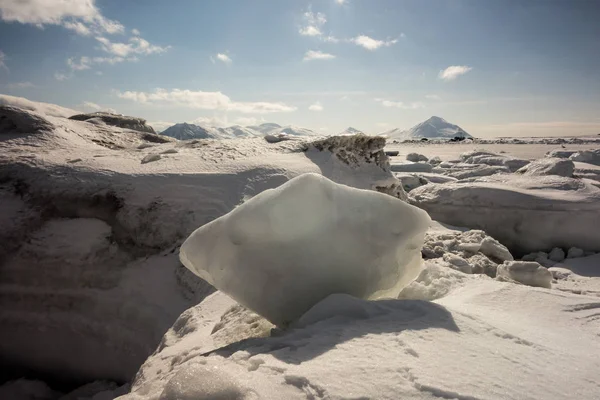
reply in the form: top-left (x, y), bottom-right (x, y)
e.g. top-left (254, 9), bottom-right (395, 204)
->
top-left (1, 102), bottom-right (600, 399)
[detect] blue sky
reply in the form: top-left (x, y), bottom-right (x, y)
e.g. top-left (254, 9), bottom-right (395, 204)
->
top-left (1, 0), bottom-right (599, 136)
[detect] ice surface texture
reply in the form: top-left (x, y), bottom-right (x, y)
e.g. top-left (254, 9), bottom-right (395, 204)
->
top-left (180, 173), bottom-right (431, 326)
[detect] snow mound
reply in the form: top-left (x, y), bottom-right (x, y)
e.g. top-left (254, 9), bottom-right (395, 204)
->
top-left (460, 150), bottom-right (530, 172)
top-left (390, 162), bottom-right (433, 173)
top-left (180, 173), bottom-right (431, 326)
top-left (517, 157), bottom-right (574, 177)
top-left (570, 149), bottom-right (600, 166)
top-left (69, 112), bottom-right (156, 134)
top-left (0, 105), bottom-right (55, 134)
top-left (161, 122), bottom-right (223, 140)
top-left (406, 152), bottom-right (428, 162)
top-left (0, 94), bottom-right (77, 118)
top-left (497, 261), bottom-right (552, 288)
top-left (409, 174), bottom-right (600, 255)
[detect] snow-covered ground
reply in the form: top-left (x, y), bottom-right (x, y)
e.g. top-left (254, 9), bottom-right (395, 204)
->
top-left (2, 99), bottom-right (600, 400)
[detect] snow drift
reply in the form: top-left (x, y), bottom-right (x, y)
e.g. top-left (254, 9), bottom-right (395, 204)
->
top-left (180, 173), bottom-right (431, 326)
top-left (409, 174), bottom-right (600, 255)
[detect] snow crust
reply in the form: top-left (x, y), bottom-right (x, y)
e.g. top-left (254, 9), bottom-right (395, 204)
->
top-left (517, 157), bottom-right (574, 177)
top-left (497, 261), bottom-right (553, 288)
top-left (180, 173), bottom-right (431, 326)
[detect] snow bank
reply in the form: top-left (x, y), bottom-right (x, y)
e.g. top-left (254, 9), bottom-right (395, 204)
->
top-left (409, 175), bottom-right (600, 255)
top-left (406, 152), bottom-right (428, 162)
top-left (0, 94), bottom-right (77, 118)
top-left (180, 173), bottom-right (431, 326)
top-left (570, 149), bottom-right (600, 166)
top-left (69, 112), bottom-right (156, 134)
top-left (390, 161), bottom-right (433, 173)
top-left (517, 157), bottom-right (574, 177)
top-left (1, 105), bottom-right (55, 134)
top-left (496, 261), bottom-right (552, 288)
top-left (120, 268), bottom-right (600, 400)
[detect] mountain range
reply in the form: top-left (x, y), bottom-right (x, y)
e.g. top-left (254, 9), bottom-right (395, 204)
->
top-left (382, 116), bottom-right (472, 140)
top-left (160, 122), bottom-right (320, 140)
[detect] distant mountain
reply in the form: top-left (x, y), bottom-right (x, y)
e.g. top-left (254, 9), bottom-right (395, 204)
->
top-left (338, 127), bottom-right (365, 136)
top-left (383, 116), bottom-right (472, 140)
top-left (275, 125), bottom-right (318, 137)
top-left (160, 121), bottom-right (319, 140)
top-left (248, 122), bottom-right (282, 135)
top-left (161, 123), bottom-right (226, 140)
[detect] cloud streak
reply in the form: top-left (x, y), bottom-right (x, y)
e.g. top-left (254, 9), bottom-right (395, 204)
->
top-left (303, 50), bottom-right (336, 61)
top-left (351, 35), bottom-right (397, 50)
top-left (116, 88), bottom-right (297, 114)
top-left (308, 101), bottom-right (323, 111)
top-left (439, 65), bottom-right (472, 81)
top-left (375, 98), bottom-right (424, 109)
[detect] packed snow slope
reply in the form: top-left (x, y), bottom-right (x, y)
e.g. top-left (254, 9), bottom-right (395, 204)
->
top-left (384, 116), bottom-right (472, 141)
top-left (0, 93), bottom-right (78, 118)
top-left (180, 173), bottom-right (430, 326)
top-left (0, 102), bottom-right (404, 385)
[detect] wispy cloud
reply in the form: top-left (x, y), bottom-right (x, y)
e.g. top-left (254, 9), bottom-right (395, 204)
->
top-left (0, 50), bottom-right (8, 72)
top-left (303, 50), bottom-right (336, 61)
top-left (54, 72), bottom-right (71, 81)
top-left (308, 101), bottom-right (323, 111)
top-left (131, 28), bottom-right (140, 36)
top-left (351, 35), bottom-right (397, 51)
top-left (375, 98), bottom-right (424, 109)
top-left (67, 56), bottom-right (91, 70)
top-left (439, 65), bottom-right (472, 81)
top-left (82, 101), bottom-right (102, 110)
top-left (299, 9), bottom-right (326, 37)
top-left (0, 0), bottom-right (124, 35)
top-left (116, 88), bottom-right (297, 114)
top-left (215, 53), bottom-right (232, 64)
top-left (7, 81), bottom-right (35, 89)
top-left (96, 36), bottom-right (170, 57)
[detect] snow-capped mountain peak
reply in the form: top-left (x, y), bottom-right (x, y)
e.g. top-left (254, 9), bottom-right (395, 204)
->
top-left (339, 127), bottom-right (365, 136)
top-left (383, 116), bottom-right (472, 141)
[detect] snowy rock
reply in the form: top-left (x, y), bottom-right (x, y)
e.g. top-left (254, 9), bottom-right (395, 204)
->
top-left (141, 154), bottom-right (161, 164)
top-left (159, 363), bottom-right (250, 400)
top-left (570, 149), bottom-right (600, 166)
top-left (264, 133), bottom-right (293, 143)
top-left (460, 150), bottom-right (529, 172)
top-left (69, 112), bottom-right (156, 134)
top-left (428, 156), bottom-right (442, 165)
top-left (406, 152), bottom-right (428, 162)
top-left (415, 172), bottom-right (458, 184)
top-left (305, 135), bottom-right (409, 201)
top-left (390, 161), bottom-right (433, 173)
top-left (180, 173), bottom-right (431, 326)
top-left (160, 148), bottom-right (179, 154)
top-left (385, 150), bottom-right (399, 156)
top-left (442, 253), bottom-right (472, 274)
top-left (548, 247), bottom-right (566, 262)
top-left (546, 149), bottom-right (578, 159)
top-left (567, 247), bottom-right (585, 259)
top-left (548, 266), bottom-right (574, 280)
top-left (409, 175), bottom-right (600, 254)
top-left (497, 261), bottom-right (552, 288)
top-left (0, 105), bottom-right (55, 134)
top-left (445, 164), bottom-right (509, 180)
top-left (517, 158), bottom-right (574, 177)
top-left (394, 173), bottom-right (429, 192)
top-left (480, 237), bottom-right (514, 263)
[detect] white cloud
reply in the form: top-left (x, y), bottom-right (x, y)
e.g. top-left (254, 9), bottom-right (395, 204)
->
top-left (439, 65), bottom-right (472, 81)
top-left (425, 94), bottom-right (442, 100)
top-left (351, 35), bottom-right (397, 50)
top-left (54, 72), bottom-right (71, 81)
top-left (96, 36), bottom-right (170, 57)
top-left (82, 101), bottom-right (102, 110)
top-left (308, 101), bottom-right (323, 111)
top-left (0, 50), bottom-right (7, 71)
top-left (323, 35), bottom-right (340, 43)
top-left (303, 50), bottom-right (336, 61)
top-left (216, 53), bottom-right (232, 64)
top-left (299, 9), bottom-right (326, 37)
top-left (299, 25), bottom-right (322, 36)
top-left (116, 88), bottom-right (297, 114)
top-left (235, 116), bottom-right (262, 126)
top-left (0, 0), bottom-right (124, 35)
top-left (7, 81), bottom-right (35, 89)
top-left (376, 98), bottom-right (424, 109)
top-left (67, 56), bottom-right (91, 70)
top-left (131, 28), bottom-right (140, 36)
